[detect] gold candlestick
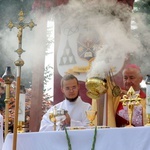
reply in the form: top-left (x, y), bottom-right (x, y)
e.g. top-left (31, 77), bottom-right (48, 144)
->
top-left (120, 86), bottom-right (141, 127)
top-left (145, 114), bottom-right (150, 126)
top-left (17, 121), bottom-right (24, 133)
top-left (2, 67), bottom-right (14, 139)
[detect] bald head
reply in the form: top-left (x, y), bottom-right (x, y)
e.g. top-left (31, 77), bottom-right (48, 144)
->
top-left (122, 64), bottom-right (143, 91)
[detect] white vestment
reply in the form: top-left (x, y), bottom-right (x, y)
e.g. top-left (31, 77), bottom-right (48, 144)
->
top-left (39, 97), bottom-right (91, 131)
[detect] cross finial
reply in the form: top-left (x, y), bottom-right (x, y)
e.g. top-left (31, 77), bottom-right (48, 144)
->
top-left (120, 86), bottom-right (141, 106)
top-left (120, 86), bottom-right (142, 127)
top-left (7, 10), bottom-right (36, 66)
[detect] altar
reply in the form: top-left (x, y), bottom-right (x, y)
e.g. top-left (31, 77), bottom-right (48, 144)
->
top-left (2, 126), bottom-right (150, 150)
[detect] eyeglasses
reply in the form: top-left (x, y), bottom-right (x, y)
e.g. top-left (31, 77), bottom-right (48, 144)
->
top-left (65, 86), bottom-right (78, 91)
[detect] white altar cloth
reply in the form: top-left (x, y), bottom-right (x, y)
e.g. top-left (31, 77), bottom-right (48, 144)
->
top-left (2, 126), bottom-right (150, 150)
top-left (0, 114), bottom-right (3, 150)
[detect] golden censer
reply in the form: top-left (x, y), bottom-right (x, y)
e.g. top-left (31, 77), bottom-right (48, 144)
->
top-left (85, 77), bottom-right (108, 99)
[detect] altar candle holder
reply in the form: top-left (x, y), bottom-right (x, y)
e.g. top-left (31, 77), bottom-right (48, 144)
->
top-left (145, 75), bottom-right (150, 126)
top-left (120, 86), bottom-right (141, 127)
top-left (17, 121), bottom-right (24, 133)
top-left (2, 66), bottom-right (14, 138)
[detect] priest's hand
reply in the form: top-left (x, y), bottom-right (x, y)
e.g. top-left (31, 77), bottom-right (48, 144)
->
top-left (63, 113), bottom-right (71, 126)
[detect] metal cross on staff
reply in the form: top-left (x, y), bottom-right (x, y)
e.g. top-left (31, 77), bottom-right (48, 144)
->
top-left (120, 86), bottom-right (141, 127)
top-left (7, 10), bottom-right (36, 150)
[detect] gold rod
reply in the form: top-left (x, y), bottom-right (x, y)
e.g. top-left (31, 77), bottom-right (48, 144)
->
top-left (4, 84), bottom-right (10, 139)
top-left (12, 73), bottom-right (21, 150)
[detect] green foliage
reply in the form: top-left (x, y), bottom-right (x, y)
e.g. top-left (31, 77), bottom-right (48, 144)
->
top-left (134, 0), bottom-right (150, 24)
top-left (129, 0), bottom-right (150, 76)
top-left (43, 64), bottom-right (53, 93)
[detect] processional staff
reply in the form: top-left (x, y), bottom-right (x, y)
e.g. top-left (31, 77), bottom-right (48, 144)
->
top-left (7, 10), bottom-right (36, 150)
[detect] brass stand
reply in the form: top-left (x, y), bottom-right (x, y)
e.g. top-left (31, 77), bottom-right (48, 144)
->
top-left (145, 114), bottom-right (150, 126)
top-left (2, 67), bottom-right (14, 139)
top-left (17, 121), bottom-right (24, 133)
top-left (126, 105), bottom-right (134, 127)
top-left (120, 86), bottom-right (141, 127)
top-left (4, 85), bottom-right (10, 137)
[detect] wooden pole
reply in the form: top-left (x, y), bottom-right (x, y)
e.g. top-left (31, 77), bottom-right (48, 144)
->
top-left (12, 68), bottom-right (21, 150)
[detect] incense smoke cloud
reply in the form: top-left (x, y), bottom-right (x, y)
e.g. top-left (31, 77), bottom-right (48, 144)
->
top-left (52, 0), bottom-right (150, 78)
top-left (0, 0), bottom-right (150, 82)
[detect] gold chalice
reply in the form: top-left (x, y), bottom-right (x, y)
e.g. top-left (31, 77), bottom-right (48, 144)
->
top-left (86, 110), bottom-right (97, 126)
top-left (49, 107), bottom-right (68, 131)
top-left (49, 113), bottom-right (57, 131)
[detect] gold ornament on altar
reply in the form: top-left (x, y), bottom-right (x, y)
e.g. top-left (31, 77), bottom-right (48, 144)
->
top-left (49, 107), bottom-right (68, 131)
top-left (120, 86), bottom-right (141, 127)
top-left (85, 110), bottom-right (97, 126)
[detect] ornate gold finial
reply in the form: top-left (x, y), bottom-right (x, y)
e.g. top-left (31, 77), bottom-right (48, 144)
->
top-left (18, 10), bottom-right (24, 22)
top-left (120, 86), bottom-right (141, 127)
